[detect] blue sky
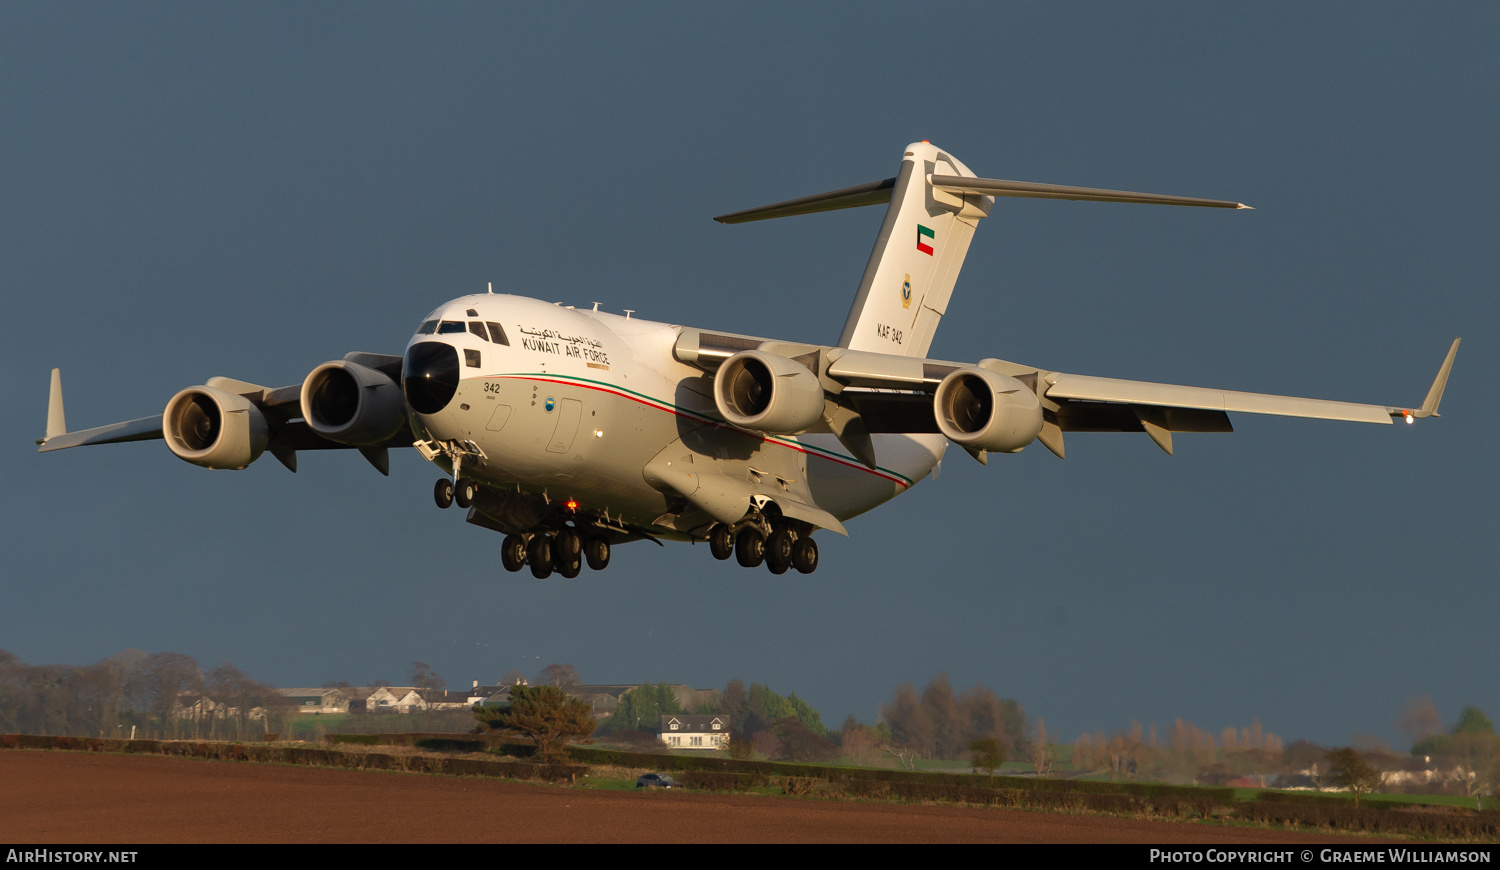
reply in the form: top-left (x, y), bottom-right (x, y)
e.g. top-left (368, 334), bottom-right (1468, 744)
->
top-left (1, 2), bottom-right (1495, 747)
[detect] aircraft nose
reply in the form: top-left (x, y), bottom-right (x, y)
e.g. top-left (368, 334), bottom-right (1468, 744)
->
top-left (403, 341), bottom-right (460, 414)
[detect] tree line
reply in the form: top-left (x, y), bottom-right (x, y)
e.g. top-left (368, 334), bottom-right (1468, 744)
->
top-left (0, 648), bottom-right (288, 741)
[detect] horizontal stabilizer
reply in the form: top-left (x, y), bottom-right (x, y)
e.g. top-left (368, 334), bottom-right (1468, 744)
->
top-left (929, 175), bottom-right (1250, 209)
top-left (713, 177), bottom-right (896, 224)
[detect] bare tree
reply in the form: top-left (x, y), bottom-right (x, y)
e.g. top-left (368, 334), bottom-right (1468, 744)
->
top-left (840, 725), bottom-right (888, 768)
top-left (884, 745), bottom-right (919, 771)
top-left (1026, 718), bottom-right (1056, 776)
top-left (537, 663), bottom-right (580, 687)
top-left (143, 652), bottom-right (201, 738)
top-left (1452, 732), bottom-right (1500, 811)
top-left (410, 662), bottom-right (446, 691)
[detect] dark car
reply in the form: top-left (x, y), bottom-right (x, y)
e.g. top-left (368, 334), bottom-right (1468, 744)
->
top-left (636, 773), bottom-right (681, 789)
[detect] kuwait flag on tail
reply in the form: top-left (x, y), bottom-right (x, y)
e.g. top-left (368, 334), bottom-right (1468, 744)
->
top-left (916, 224), bottom-right (935, 256)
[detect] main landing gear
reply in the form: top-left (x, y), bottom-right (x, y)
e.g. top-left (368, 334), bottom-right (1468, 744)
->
top-left (708, 520), bottom-right (818, 574)
top-left (433, 476), bottom-right (612, 580)
top-left (501, 529), bottom-right (610, 579)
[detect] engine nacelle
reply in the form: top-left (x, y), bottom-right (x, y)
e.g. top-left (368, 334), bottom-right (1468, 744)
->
top-left (714, 350), bottom-right (826, 435)
top-left (300, 360), bottom-right (406, 446)
top-left (163, 386), bottom-right (269, 470)
top-left (933, 367), bottom-right (1043, 454)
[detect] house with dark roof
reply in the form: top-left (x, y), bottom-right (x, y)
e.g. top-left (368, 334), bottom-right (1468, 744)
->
top-left (659, 714), bottom-right (730, 750)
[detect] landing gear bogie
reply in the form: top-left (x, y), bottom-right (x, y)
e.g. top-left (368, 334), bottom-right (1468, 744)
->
top-left (555, 529), bottom-right (582, 563)
top-left (527, 534), bottom-right (554, 579)
top-left (501, 535), bottom-right (526, 572)
top-left (708, 524), bottom-right (734, 561)
top-left (792, 537), bottom-right (819, 574)
top-left (765, 528), bottom-right (794, 573)
top-left (584, 535), bottom-right (610, 571)
top-left (735, 528), bottom-right (765, 568)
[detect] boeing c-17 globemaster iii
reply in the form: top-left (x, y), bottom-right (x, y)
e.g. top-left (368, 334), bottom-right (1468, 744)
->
top-left (38, 141), bottom-right (1460, 578)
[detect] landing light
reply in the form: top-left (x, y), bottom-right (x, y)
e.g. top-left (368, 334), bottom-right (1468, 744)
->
top-left (566, 499), bottom-right (578, 511)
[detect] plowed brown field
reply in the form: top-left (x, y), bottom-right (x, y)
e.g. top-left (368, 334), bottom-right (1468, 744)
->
top-left (1, 750), bottom-right (1372, 843)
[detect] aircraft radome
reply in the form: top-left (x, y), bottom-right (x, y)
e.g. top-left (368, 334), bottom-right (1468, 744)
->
top-left (38, 141), bottom-right (1460, 579)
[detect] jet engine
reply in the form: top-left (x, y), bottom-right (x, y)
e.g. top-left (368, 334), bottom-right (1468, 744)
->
top-left (300, 361), bottom-right (406, 446)
top-left (932, 367), bottom-right (1043, 453)
top-left (713, 350), bottom-right (826, 435)
top-left (163, 386), bottom-right (269, 469)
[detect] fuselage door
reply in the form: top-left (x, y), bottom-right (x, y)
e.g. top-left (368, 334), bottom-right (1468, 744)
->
top-left (547, 398), bottom-right (583, 454)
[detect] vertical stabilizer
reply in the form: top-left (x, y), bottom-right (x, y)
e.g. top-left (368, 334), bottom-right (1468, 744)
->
top-left (837, 142), bottom-right (992, 358)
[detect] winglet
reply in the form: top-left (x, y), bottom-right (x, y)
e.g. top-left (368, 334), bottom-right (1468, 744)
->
top-left (1412, 338), bottom-right (1460, 419)
top-left (40, 368), bottom-right (66, 445)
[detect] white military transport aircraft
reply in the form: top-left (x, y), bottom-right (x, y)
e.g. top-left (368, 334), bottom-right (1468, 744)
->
top-left (39, 141), bottom-right (1459, 579)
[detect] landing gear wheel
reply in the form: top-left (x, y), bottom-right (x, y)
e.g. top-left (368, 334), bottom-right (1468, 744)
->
top-left (527, 534), bottom-right (554, 579)
top-left (708, 524), bottom-right (734, 561)
top-left (555, 529), bottom-right (582, 563)
top-left (557, 557), bottom-right (582, 579)
top-left (792, 537), bottom-right (819, 574)
top-left (735, 528), bottom-right (765, 568)
top-left (765, 528), bottom-right (794, 573)
top-left (501, 535), bottom-right (526, 572)
top-left (454, 477), bottom-right (477, 509)
top-left (433, 479), bottom-right (454, 509)
top-left (584, 535), bottom-right (610, 571)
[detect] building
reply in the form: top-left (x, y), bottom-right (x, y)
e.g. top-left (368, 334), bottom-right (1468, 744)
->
top-left (275, 688), bottom-right (351, 715)
top-left (659, 714), bottom-right (730, 750)
top-left (363, 686), bottom-right (426, 714)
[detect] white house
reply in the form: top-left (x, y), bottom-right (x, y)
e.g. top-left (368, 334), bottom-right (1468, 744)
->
top-left (364, 686), bottom-right (426, 714)
top-left (659, 714), bottom-right (730, 750)
top-left (275, 688), bottom-right (351, 715)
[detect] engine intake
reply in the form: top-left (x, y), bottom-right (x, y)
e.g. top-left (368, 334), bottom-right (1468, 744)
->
top-left (933, 367), bottom-right (1043, 454)
top-left (713, 350), bottom-right (825, 435)
top-left (163, 386), bottom-right (269, 469)
top-left (301, 361), bottom-right (406, 446)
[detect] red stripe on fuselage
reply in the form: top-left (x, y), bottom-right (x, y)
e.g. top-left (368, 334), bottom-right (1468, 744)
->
top-left (496, 374), bottom-right (912, 489)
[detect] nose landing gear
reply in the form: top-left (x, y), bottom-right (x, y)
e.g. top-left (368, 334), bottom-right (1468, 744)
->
top-left (454, 478), bottom-right (478, 509)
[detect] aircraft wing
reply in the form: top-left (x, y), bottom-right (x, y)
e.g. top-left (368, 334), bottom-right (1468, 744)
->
top-left (36, 353), bottom-right (414, 474)
top-left (674, 329), bottom-right (1459, 461)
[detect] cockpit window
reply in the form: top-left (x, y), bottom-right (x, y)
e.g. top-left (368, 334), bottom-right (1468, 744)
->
top-left (487, 322), bottom-right (510, 346)
top-left (416, 320), bottom-right (438, 335)
top-left (437, 321), bottom-right (466, 334)
top-left (468, 322), bottom-right (489, 341)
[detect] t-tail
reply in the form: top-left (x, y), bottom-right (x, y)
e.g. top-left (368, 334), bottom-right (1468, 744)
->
top-left (715, 141), bottom-right (1250, 358)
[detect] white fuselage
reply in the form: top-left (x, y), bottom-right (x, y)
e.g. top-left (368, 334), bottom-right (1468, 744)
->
top-left (403, 294), bottom-right (945, 541)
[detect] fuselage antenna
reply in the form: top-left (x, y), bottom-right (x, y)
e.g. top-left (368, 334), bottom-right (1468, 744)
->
top-left (488, 282), bottom-right (494, 294)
